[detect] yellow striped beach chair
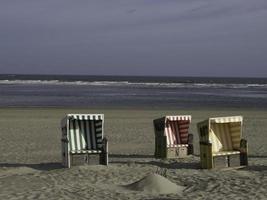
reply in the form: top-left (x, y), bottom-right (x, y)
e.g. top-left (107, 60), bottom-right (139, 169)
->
top-left (61, 114), bottom-right (108, 168)
top-left (153, 115), bottom-right (193, 159)
top-left (197, 116), bottom-right (248, 169)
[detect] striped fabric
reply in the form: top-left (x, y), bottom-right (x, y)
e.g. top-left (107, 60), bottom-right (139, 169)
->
top-left (210, 123), bottom-right (232, 152)
top-left (68, 115), bottom-right (103, 154)
top-left (210, 116), bottom-right (243, 123)
top-left (165, 115), bottom-right (191, 147)
top-left (69, 114), bottom-right (104, 120)
top-left (166, 116), bottom-right (191, 121)
top-left (209, 117), bottom-right (242, 153)
top-left (230, 122), bottom-right (242, 149)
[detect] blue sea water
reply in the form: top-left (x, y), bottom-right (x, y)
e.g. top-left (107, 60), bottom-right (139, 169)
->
top-left (0, 74), bottom-right (267, 108)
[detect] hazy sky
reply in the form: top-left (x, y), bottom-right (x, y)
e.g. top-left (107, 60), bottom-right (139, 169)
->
top-left (0, 0), bottom-right (267, 77)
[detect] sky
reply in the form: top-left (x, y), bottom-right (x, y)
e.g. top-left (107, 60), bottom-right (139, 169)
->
top-left (0, 0), bottom-right (267, 77)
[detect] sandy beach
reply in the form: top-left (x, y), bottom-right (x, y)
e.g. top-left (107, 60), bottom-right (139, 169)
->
top-left (0, 107), bottom-right (266, 199)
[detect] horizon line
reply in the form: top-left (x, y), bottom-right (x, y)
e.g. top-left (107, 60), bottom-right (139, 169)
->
top-left (0, 73), bottom-right (267, 79)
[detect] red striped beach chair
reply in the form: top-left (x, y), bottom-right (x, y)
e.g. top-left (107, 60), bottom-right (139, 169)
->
top-left (61, 114), bottom-right (108, 168)
top-left (197, 116), bottom-right (248, 169)
top-left (153, 115), bottom-right (193, 159)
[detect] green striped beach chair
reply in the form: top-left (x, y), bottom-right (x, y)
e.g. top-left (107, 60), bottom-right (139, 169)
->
top-left (61, 114), bottom-right (108, 168)
top-left (197, 116), bottom-right (248, 169)
top-left (153, 115), bottom-right (193, 159)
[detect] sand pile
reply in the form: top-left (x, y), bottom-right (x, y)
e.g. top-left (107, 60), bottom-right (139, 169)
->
top-left (125, 173), bottom-right (184, 194)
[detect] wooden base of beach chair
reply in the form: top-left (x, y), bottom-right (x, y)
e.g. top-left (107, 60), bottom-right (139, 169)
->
top-left (200, 140), bottom-right (248, 169)
top-left (155, 135), bottom-right (193, 159)
top-left (70, 154), bottom-right (99, 166)
top-left (213, 139), bottom-right (248, 169)
top-left (213, 154), bottom-right (240, 168)
top-left (166, 146), bottom-right (188, 159)
top-left (62, 138), bottom-right (109, 168)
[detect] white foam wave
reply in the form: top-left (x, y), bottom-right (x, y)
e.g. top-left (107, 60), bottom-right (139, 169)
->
top-left (0, 79), bottom-right (267, 89)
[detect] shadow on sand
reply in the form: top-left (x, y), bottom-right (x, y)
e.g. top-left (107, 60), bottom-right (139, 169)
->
top-left (0, 162), bottom-right (63, 171)
top-left (137, 160), bottom-right (200, 170)
top-left (110, 154), bottom-right (154, 159)
top-left (146, 199), bottom-right (178, 200)
top-left (243, 165), bottom-right (267, 172)
top-left (249, 155), bottom-right (267, 158)
top-left (110, 154), bottom-right (200, 169)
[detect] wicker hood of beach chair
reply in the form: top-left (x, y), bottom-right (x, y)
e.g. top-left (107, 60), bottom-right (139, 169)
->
top-left (61, 114), bottom-right (108, 168)
top-left (153, 115), bottom-right (193, 159)
top-left (197, 116), bottom-right (248, 169)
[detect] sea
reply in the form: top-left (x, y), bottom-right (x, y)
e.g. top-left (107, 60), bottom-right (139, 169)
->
top-left (0, 74), bottom-right (267, 109)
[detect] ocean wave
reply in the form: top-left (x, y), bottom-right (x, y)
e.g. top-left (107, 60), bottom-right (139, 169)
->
top-left (0, 79), bottom-right (267, 89)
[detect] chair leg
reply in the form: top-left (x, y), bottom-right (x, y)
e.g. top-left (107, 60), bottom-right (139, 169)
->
top-left (226, 155), bottom-right (230, 167)
top-left (67, 153), bottom-right (71, 168)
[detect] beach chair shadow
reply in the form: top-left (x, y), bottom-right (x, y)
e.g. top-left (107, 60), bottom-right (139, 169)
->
top-left (109, 154), bottom-right (200, 169)
top-left (241, 165), bottom-right (267, 172)
top-left (141, 160), bottom-right (201, 170)
top-left (0, 162), bottom-right (62, 171)
top-left (110, 154), bottom-right (154, 159)
top-left (109, 154), bottom-right (154, 165)
top-left (249, 155), bottom-right (267, 158)
top-left (146, 198), bottom-right (178, 200)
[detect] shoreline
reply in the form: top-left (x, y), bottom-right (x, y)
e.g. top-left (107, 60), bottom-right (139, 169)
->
top-left (1, 105), bottom-right (266, 111)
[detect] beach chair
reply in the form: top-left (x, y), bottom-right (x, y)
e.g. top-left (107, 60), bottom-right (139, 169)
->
top-left (61, 114), bottom-right (108, 168)
top-left (197, 116), bottom-right (248, 169)
top-left (153, 115), bottom-right (193, 159)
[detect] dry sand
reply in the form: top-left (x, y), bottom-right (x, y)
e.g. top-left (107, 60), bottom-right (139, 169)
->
top-left (0, 107), bottom-right (266, 199)
top-left (125, 173), bottom-right (185, 194)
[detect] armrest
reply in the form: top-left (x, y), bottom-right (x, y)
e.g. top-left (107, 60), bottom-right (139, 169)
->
top-left (240, 139), bottom-right (248, 152)
top-left (240, 139), bottom-right (248, 166)
top-left (101, 137), bottom-right (108, 165)
top-left (102, 137), bottom-right (108, 153)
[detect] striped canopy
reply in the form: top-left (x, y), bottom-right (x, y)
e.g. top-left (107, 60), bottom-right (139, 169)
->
top-left (166, 115), bottom-right (191, 121)
top-left (210, 116), bottom-right (243, 123)
top-left (164, 115), bottom-right (191, 146)
top-left (61, 114), bottom-right (104, 127)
